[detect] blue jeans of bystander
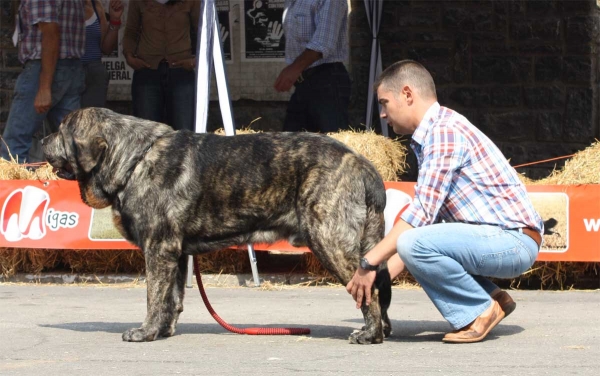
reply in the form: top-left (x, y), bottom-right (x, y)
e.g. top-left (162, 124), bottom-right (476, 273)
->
top-left (131, 63), bottom-right (195, 132)
top-left (284, 62), bottom-right (351, 133)
top-left (1, 59), bottom-right (84, 162)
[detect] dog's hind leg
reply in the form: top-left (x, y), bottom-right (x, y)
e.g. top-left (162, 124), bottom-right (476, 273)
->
top-left (304, 222), bottom-right (385, 344)
top-left (122, 241), bottom-right (183, 342)
top-left (361, 207), bottom-right (392, 338)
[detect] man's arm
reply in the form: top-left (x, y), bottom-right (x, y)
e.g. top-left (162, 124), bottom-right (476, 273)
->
top-left (274, 0), bottom-right (347, 92)
top-left (34, 22), bottom-right (59, 113)
top-left (273, 49), bottom-right (321, 92)
top-left (346, 219), bottom-right (413, 308)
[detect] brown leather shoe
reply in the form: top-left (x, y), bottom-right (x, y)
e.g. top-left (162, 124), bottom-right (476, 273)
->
top-left (442, 300), bottom-right (506, 343)
top-left (492, 290), bottom-right (516, 317)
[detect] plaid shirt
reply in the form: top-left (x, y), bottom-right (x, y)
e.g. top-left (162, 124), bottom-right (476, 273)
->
top-left (282, 0), bottom-right (348, 67)
top-left (401, 102), bottom-right (544, 235)
top-left (17, 0), bottom-right (85, 64)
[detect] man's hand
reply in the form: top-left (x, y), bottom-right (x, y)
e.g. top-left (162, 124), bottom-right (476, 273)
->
top-left (273, 64), bottom-right (303, 92)
top-left (34, 87), bottom-right (52, 113)
top-left (125, 54), bottom-right (150, 70)
top-left (109, 0), bottom-right (124, 21)
top-left (170, 58), bottom-right (196, 71)
top-left (346, 268), bottom-right (377, 309)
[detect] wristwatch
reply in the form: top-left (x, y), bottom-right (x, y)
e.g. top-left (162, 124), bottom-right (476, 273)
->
top-left (359, 257), bottom-right (379, 271)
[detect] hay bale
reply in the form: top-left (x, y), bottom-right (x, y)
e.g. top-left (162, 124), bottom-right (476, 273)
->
top-left (523, 140), bottom-right (600, 185)
top-left (327, 130), bottom-right (407, 181)
top-left (0, 158), bottom-right (58, 181)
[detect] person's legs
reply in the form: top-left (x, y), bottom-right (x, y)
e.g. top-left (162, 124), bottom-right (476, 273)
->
top-left (132, 67), bottom-right (164, 123)
top-left (165, 67), bottom-right (195, 132)
top-left (80, 60), bottom-right (109, 109)
top-left (397, 223), bottom-right (538, 330)
top-left (1, 61), bottom-right (47, 162)
top-left (46, 60), bottom-right (85, 127)
top-left (283, 83), bottom-right (311, 132)
top-left (306, 63), bottom-right (351, 133)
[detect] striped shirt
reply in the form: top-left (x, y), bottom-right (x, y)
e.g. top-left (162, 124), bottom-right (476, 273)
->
top-left (81, 12), bottom-right (102, 62)
top-left (17, 0), bottom-right (85, 64)
top-left (282, 0), bottom-right (348, 67)
top-left (401, 102), bottom-right (544, 235)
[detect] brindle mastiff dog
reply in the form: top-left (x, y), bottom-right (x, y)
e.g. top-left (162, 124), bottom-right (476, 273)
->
top-left (42, 108), bottom-right (392, 344)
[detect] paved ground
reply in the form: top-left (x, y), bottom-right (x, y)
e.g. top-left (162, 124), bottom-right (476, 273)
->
top-left (1, 280), bottom-right (599, 375)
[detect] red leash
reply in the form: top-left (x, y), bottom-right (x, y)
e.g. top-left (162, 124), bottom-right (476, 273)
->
top-left (193, 255), bottom-right (311, 335)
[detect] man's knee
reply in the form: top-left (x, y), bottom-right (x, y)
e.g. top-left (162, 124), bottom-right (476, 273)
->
top-left (397, 230), bottom-right (419, 266)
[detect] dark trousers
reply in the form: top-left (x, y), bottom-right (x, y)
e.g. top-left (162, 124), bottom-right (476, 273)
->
top-left (131, 61), bottom-right (195, 132)
top-left (283, 62), bottom-right (351, 133)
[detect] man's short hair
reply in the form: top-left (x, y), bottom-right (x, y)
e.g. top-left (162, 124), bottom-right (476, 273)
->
top-left (374, 60), bottom-right (437, 100)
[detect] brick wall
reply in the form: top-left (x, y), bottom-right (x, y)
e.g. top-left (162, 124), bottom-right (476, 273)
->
top-left (1, 0), bottom-right (599, 179)
top-left (354, 0), bottom-right (600, 179)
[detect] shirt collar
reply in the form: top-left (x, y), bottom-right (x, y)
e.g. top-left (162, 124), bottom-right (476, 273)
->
top-left (411, 102), bottom-right (440, 147)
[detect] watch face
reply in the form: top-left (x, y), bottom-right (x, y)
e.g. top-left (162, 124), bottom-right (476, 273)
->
top-left (360, 257), bottom-right (375, 270)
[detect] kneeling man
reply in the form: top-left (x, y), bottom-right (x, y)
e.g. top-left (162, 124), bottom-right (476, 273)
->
top-left (347, 60), bottom-right (543, 343)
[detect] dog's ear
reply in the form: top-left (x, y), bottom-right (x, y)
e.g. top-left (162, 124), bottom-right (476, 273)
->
top-left (77, 137), bottom-right (108, 173)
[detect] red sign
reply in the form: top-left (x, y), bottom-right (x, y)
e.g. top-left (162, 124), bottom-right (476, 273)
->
top-left (0, 180), bottom-right (599, 261)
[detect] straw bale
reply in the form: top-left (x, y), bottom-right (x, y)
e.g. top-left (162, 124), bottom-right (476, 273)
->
top-left (61, 250), bottom-right (146, 274)
top-left (523, 140), bottom-right (600, 185)
top-left (327, 130), bottom-right (407, 181)
top-left (0, 158), bottom-right (59, 181)
top-left (196, 249), bottom-right (251, 274)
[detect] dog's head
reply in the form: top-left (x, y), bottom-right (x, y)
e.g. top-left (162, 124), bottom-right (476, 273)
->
top-left (42, 108), bottom-right (172, 209)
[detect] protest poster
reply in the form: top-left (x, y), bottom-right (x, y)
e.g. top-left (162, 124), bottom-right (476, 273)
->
top-left (241, 0), bottom-right (286, 61)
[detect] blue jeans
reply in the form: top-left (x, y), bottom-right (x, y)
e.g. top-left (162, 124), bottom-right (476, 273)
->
top-left (284, 62), bottom-right (351, 133)
top-left (131, 63), bottom-right (195, 132)
top-left (81, 60), bottom-right (109, 108)
top-left (397, 223), bottom-right (539, 329)
top-left (1, 59), bottom-right (84, 162)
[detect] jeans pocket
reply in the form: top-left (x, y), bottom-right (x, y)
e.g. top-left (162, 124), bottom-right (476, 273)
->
top-left (477, 248), bottom-right (523, 279)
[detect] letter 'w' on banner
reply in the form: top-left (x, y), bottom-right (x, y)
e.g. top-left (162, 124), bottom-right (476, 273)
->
top-left (194, 0), bottom-right (235, 136)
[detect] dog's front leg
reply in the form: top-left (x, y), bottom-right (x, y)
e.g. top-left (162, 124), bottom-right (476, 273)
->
top-left (123, 243), bottom-right (182, 342)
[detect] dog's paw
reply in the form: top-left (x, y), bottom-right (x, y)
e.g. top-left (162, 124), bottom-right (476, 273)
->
top-left (122, 327), bottom-right (158, 342)
top-left (348, 329), bottom-right (383, 344)
top-left (383, 323), bottom-right (392, 338)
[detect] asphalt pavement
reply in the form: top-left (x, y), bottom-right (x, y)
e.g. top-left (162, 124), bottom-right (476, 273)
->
top-left (1, 280), bottom-right (599, 375)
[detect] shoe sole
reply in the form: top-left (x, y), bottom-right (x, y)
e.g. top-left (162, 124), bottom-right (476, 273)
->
top-left (502, 301), bottom-right (516, 317)
top-left (442, 310), bottom-right (506, 344)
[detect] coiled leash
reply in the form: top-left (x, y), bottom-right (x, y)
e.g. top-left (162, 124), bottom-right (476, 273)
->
top-left (193, 255), bottom-right (311, 335)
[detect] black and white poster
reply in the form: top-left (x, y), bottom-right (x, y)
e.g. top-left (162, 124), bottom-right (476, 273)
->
top-left (241, 0), bottom-right (285, 61)
top-left (216, 0), bottom-right (232, 62)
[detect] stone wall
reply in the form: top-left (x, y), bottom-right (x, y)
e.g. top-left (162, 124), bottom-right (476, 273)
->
top-left (357, 0), bottom-right (600, 179)
top-left (1, 0), bottom-right (599, 179)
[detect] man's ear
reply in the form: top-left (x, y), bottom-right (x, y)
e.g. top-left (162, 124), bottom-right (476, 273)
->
top-left (402, 85), bottom-right (414, 105)
top-left (77, 137), bottom-right (107, 173)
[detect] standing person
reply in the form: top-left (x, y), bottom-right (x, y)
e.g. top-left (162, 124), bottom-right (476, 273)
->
top-left (1, 0), bottom-right (85, 163)
top-left (346, 60), bottom-right (544, 343)
top-left (80, 0), bottom-right (124, 108)
top-left (273, 0), bottom-right (351, 133)
top-left (122, 0), bottom-right (200, 132)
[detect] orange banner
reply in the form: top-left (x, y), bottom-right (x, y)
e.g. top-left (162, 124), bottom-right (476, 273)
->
top-left (1, 180), bottom-right (599, 261)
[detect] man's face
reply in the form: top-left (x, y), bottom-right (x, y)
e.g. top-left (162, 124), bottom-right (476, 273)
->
top-left (377, 86), bottom-right (413, 135)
